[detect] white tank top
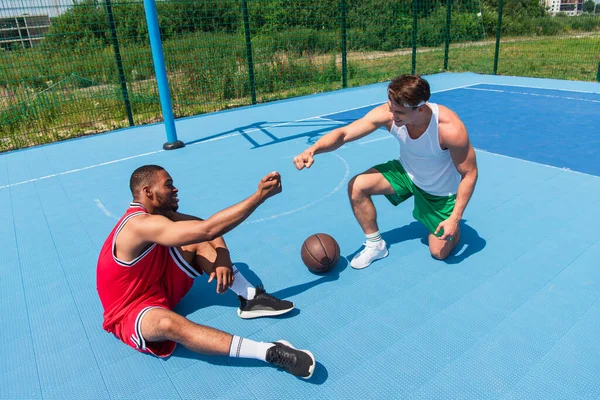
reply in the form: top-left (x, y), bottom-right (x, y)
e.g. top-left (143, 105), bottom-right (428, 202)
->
top-left (390, 103), bottom-right (461, 196)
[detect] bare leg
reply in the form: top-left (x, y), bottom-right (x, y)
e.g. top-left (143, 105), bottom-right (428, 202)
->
top-left (139, 306), bottom-right (315, 378)
top-left (428, 226), bottom-right (461, 260)
top-left (347, 168), bottom-right (396, 234)
top-left (141, 307), bottom-right (232, 355)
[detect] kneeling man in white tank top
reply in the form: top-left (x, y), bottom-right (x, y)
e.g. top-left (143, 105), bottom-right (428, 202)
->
top-left (293, 74), bottom-right (478, 268)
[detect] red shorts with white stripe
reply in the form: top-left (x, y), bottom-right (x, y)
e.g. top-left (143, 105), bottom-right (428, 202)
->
top-left (111, 247), bottom-right (200, 357)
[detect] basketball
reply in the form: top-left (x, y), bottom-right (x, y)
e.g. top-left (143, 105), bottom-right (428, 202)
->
top-left (301, 233), bottom-right (340, 273)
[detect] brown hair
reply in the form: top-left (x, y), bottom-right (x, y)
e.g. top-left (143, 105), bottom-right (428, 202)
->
top-left (129, 165), bottom-right (165, 195)
top-left (387, 74), bottom-right (431, 107)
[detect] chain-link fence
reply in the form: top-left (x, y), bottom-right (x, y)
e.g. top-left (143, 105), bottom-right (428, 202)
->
top-left (1, 0), bottom-right (599, 152)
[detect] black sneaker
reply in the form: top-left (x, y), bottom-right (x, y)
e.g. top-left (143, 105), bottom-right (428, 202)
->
top-left (237, 285), bottom-right (294, 319)
top-left (266, 340), bottom-right (315, 379)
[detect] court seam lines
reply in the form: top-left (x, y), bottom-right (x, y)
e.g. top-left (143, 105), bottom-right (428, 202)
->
top-left (6, 158), bottom-right (45, 399)
top-left (464, 87), bottom-right (600, 103)
top-left (475, 149), bottom-right (600, 179)
top-left (410, 236), bottom-right (600, 397)
top-left (473, 82), bottom-right (600, 94)
top-left (27, 159), bottom-right (115, 399)
top-left (360, 193), bottom-right (600, 397)
top-left (501, 252), bottom-right (600, 398)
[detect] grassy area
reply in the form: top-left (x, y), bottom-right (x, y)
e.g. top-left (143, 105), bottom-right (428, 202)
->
top-left (1, 32), bottom-right (599, 152)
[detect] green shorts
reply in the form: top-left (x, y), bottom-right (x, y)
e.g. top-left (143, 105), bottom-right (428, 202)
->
top-left (374, 160), bottom-right (456, 237)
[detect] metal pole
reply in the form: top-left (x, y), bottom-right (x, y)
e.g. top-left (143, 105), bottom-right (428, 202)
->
top-left (23, 15), bottom-right (32, 48)
top-left (16, 17), bottom-right (25, 49)
top-left (411, 0), bottom-right (418, 74)
top-left (142, 0), bottom-right (183, 150)
top-left (341, 0), bottom-right (348, 88)
top-left (443, 0), bottom-right (453, 71)
top-left (493, 0), bottom-right (504, 75)
top-left (241, 0), bottom-right (257, 104)
top-left (105, 0), bottom-right (134, 126)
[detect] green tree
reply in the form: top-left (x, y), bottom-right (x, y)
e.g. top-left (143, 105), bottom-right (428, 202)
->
top-left (583, 0), bottom-right (595, 12)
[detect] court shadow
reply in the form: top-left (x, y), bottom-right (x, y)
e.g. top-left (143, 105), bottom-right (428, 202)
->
top-left (176, 260), bottom-right (345, 316)
top-left (442, 221), bottom-right (486, 264)
top-left (347, 220), bottom-right (484, 263)
top-left (269, 257), bottom-right (349, 300)
top-left (175, 280), bottom-right (238, 316)
top-left (184, 120), bottom-right (343, 149)
top-left (382, 221), bottom-right (429, 246)
top-left (345, 221), bottom-right (426, 260)
top-left (415, 219), bottom-right (486, 263)
top-left (175, 261), bottom-right (269, 316)
top-left (171, 349), bottom-right (329, 383)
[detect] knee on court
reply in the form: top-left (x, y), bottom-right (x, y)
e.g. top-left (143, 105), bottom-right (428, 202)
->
top-left (430, 248), bottom-right (449, 260)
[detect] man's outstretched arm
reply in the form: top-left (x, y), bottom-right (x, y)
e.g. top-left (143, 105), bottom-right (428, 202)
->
top-left (131, 172), bottom-right (282, 247)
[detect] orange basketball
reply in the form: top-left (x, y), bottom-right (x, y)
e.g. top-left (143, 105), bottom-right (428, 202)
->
top-left (301, 233), bottom-right (340, 273)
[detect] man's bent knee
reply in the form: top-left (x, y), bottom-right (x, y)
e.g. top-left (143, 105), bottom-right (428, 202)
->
top-left (348, 170), bottom-right (378, 198)
top-left (430, 248), bottom-right (450, 260)
top-left (178, 241), bottom-right (217, 273)
top-left (141, 308), bottom-right (187, 342)
top-left (155, 316), bottom-right (177, 337)
top-left (347, 175), bottom-right (361, 197)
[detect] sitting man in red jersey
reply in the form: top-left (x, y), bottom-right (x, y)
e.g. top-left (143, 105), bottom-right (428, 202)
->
top-left (96, 165), bottom-right (315, 379)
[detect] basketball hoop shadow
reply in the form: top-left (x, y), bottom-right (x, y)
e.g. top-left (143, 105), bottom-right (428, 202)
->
top-left (184, 120), bottom-right (344, 149)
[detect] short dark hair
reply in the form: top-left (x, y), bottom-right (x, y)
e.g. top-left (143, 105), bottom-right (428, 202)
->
top-left (387, 74), bottom-right (431, 107)
top-left (129, 165), bottom-right (165, 195)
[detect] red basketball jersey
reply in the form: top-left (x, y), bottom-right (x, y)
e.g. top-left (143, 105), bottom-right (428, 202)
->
top-left (96, 203), bottom-right (170, 333)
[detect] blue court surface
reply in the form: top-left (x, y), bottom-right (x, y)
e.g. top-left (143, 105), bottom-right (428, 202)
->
top-left (1, 72), bottom-right (600, 399)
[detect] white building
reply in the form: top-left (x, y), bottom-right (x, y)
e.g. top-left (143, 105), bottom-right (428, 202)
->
top-left (0, 15), bottom-right (51, 50)
top-left (546, 0), bottom-right (562, 13)
top-left (545, 0), bottom-right (584, 15)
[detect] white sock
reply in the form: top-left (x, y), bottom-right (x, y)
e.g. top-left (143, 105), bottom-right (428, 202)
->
top-left (366, 231), bottom-right (382, 243)
top-left (229, 265), bottom-right (256, 300)
top-left (229, 335), bottom-right (274, 362)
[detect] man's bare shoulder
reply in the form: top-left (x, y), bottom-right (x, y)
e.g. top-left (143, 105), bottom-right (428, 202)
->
top-left (437, 104), bottom-right (468, 147)
top-left (437, 104), bottom-right (461, 125)
top-left (123, 212), bottom-right (166, 232)
top-left (364, 103), bottom-right (393, 129)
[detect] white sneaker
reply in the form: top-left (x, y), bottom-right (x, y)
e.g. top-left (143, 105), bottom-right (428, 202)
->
top-left (350, 240), bottom-right (389, 269)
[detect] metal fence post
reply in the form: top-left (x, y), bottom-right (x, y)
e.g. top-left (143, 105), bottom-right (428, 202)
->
top-left (105, 0), bottom-right (134, 126)
top-left (443, 0), bottom-right (453, 71)
top-left (241, 0), bottom-right (257, 104)
top-left (411, 0), bottom-right (418, 74)
top-left (341, 0), bottom-right (348, 88)
top-left (493, 0), bottom-right (504, 75)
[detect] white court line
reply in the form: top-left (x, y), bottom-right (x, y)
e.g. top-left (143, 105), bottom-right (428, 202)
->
top-left (0, 150), bottom-right (161, 190)
top-left (464, 87), bottom-right (600, 103)
top-left (475, 148), bottom-right (600, 179)
top-left (0, 81), bottom-right (557, 191)
top-left (245, 153), bottom-right (351, 224)
top-left (95, 199), bottom-right (118, 219)
top-left (470, 82), bottom-right (600, 95)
